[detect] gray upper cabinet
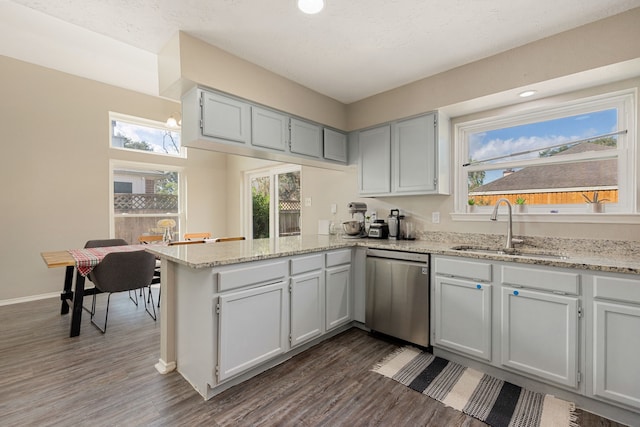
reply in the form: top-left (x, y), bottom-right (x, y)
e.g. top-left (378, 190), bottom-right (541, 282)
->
top-left (357, 112), bottom-right (450, 197)
top-left (251, 107), bottom-right (288, 151)
top-left (183, 87), bottom-right (349, 169)
top-left (358, 125), bottom-right (391, 195)
top-left (201, 91), bottom-right (251, 144)
top-left (323, 128), bottom-right (348, 163)
top-left (290, 118), bottom-right (322, 158)
top-left (393, 114), bottom-right (436, 193)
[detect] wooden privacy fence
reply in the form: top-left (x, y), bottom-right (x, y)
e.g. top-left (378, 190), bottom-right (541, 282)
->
top-left (469, 190), bottom-right (618, 206)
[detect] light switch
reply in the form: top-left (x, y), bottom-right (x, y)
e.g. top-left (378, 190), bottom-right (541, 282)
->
top-left (330, 203), bottom-right (337, 214)
top-left (305, 197), bottom-right (312, 207)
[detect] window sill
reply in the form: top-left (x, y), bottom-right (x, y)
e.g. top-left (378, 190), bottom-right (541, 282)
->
top-left (450, 212), bottom-right (640, 224)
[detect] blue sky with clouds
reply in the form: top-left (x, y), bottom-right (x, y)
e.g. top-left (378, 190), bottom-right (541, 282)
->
top-left (469, 109), bottom-right (617, 184)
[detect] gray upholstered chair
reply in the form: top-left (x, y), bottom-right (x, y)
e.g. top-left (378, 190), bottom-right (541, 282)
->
top-left (85, 239), bottom-right (128, 249)
top-left (82, 239), bottom-right (129, 311)
top-left (88, 250), bottom-right (157, 333)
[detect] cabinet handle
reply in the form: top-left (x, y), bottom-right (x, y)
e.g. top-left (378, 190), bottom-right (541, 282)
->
top-left (513, 290), bottom-right (519, 296)
top-left (476, 284), bottom-right (482, 289)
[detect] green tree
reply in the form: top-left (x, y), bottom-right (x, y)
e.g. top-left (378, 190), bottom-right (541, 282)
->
top-left (123, 137), bottom-right (154, 151)
top-left (156, 172), bottom-right (178, 195)
top-left (252, 186), bottom-right (270, 239)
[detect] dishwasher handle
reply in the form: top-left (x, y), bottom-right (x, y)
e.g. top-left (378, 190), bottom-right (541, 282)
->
top-left (366, 248), bottom-right (429, 264)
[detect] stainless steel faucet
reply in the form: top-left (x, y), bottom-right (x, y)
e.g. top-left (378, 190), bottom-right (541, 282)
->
top-left (490, 198), bottom-right (522, 250)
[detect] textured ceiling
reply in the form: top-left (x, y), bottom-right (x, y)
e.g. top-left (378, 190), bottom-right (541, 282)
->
top-left (7, 0), bottom-right (640, 103)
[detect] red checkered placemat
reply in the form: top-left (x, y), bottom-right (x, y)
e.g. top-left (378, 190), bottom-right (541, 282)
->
top-left (68, 244), bottom-right (148, 276)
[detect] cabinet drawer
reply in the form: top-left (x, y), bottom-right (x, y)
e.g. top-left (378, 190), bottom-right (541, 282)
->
top-left (593, 275), bottom-right (640, 304)
top-left (435, 257), bottom-right (492, 282)
top-left (501, 265), bottom-right (579, 295)
top-left (326, 249), bottom-right (351, 267)
top-left (217, 260), bottom-right (287, 292)
top-left (290, 253), bottom-right (323, 275)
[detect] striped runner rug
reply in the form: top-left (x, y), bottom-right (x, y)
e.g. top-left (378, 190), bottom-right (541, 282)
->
top-left (372, 347), bottom-right (578, 427)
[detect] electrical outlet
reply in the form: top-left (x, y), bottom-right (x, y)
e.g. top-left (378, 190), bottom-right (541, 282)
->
top-left (432, 212), bottom-right (440, 224)
top-left (331, 203), bottom-right (337, 214)
top-left (305, 197), bottom-right (312, 207)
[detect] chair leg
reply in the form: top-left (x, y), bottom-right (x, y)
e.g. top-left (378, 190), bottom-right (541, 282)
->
top-left (90, 293), bottom-right (111, 333)
top-left (142, 287), bottom-right (157, 321)
top-left (157, 286), bottom-right (161, 308)
top-left (128, 289), bottom-right (139, 307)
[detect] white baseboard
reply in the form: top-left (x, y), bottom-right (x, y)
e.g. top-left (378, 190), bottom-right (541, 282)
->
top-left (0, 292), bottom-right (59, 307)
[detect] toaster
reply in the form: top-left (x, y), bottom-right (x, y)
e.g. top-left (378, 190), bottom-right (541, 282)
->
top-left (368, 221), bottom-right (389, 239)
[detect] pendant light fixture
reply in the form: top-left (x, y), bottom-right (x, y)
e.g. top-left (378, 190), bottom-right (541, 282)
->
top-left (297, 0), bottom-right (324, 14)
top-left (166, 112), bottom-right (181, 128)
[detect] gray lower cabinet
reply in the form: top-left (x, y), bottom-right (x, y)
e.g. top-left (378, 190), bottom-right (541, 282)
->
top-left (325, 249), bottom-right (353, 331)
top-left (251, 107), bottom-right (288, 151)
top-left (590, 274), bottom-right (640, 409)
top-left (290, 118), bottom-right (322, 158)
top-left (433, 256), bottom-right (493, 361)
top-left (201, 90), bottom-right (251, 143)
top-left (434, 276), bottom-right (492, 361)
top-left (290, 253), bottom-right (325, 348)
top-left (501, 286), bottom-right (579, 388)
top-left (217, 281), bottom-right (289, 382)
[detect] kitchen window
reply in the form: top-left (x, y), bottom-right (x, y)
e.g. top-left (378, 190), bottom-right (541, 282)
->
top-left (245, 165), bottom-right (301, 239)
top-left (454, 90), bottom-right (636, 217)
top-left (110, 112), bottom-right (184, 158)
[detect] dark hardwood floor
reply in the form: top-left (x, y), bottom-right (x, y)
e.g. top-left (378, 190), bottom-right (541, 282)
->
top-left (0, 293), bottom-right (628, 426)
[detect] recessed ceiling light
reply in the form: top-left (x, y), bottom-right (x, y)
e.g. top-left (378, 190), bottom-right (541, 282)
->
top-left (298, 0), bottom-right (324, 14)
top-left (519, 90), bottom-right (537, 98)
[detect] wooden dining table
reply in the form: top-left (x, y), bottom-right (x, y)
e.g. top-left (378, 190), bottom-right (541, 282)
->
top-left (40, 245), bottom-right (152, 337)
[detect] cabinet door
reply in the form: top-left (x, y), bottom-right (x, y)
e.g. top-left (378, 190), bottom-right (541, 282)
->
top-left (201, 91), bottom-right (251, 143)
top-left (290, 118), bottom-right (322, 158)
top-left (251, 107), bottom-right (288, 151)
top-left (434, 276), bottom-right (492, 361)
top-left (290, 271), bottom-right (324, 347)
top-left (325, 265), bottom-right (351, 331)
top-left (323, 128), bottom-right (347, 163)
top-left (217, 281), bottom-right (288, 382)
top-left (593, 300), bottom-right (640, 408)
top-left (393, 114), bottom-right (436, 194)
top-left (358, 125), bottom-right (391, 195)
top-left (501, 287), bottom-right (579, 388)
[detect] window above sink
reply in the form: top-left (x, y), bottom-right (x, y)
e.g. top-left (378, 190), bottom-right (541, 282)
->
top-left (453, 89), bottom-right (636, 219)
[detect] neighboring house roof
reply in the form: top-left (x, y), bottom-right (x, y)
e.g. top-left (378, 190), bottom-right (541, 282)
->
top-left (471, 142), bottom-right (617, 193)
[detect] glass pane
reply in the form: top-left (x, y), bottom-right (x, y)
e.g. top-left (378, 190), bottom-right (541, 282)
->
top-left (468, 109), bottom-right (618, 166)
top-left (113, 168), bottom-right (179, 243)
top-left (278, 171), bottom-right (301, 237)
top-left (112, 119), bottom-right (181, 156)
top-left (468, 158), bottom-right (618, 206)
top-left (252, 176), bottom-right (270, 239)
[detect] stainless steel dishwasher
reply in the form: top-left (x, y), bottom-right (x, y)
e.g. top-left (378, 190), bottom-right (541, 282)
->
top-left (365, 249), bottom-right (430, 347)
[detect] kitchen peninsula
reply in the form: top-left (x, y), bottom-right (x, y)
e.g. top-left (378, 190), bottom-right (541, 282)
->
top-left (146, 234), bottom-right (640, 424)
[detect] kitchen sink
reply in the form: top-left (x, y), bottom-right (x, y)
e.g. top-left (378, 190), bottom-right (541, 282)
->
top-left (450, 245), bottom-right (569, 260)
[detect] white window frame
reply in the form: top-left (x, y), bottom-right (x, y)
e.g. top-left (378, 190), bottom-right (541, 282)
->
top-left (109, 159), bottom-right (186, 240)
top-left (453, 89), bottom-right (637, 223)
top-left (243, 164), bottom-right (302, 239)
top-left (109, 112), bottom-right (186, 158)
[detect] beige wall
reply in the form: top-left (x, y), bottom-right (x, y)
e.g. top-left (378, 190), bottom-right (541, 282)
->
top-left (0, 56), bottom-right (225, 301)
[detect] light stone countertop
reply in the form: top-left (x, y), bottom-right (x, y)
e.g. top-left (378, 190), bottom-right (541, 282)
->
top-left (145, 233), bottom-right (640, 276)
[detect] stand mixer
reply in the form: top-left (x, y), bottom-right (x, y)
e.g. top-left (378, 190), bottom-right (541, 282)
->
top-left (342, 202), bottom-right (368, 238)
